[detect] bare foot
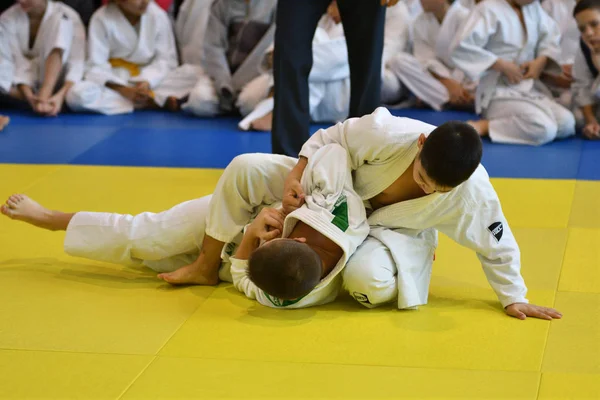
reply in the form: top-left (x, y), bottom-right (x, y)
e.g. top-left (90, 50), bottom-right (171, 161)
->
top-left (157, 261), bottom-right (220, 286)
top-left (467, 119), bottom-right (490, 137)
top-left (0, 116), bottom-right (9, 131)
top-left (164, 96), bottom-right (181, 112)
top-left (1, 194), bottom-right (56, 230)
top-left (250, 111), bottom-right (273, 131)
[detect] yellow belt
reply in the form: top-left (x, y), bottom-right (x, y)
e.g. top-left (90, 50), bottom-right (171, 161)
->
top-left (109, 58), bottom-right (154, 98)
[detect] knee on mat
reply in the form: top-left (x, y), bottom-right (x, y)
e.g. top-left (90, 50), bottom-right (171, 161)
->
top-left (556, 109), bottom-right (576, 138)
top-left (522, 113), bottom-right (558, 146)
top-left (343, 258), bottom-right (395, 308)
top-left (65, 81), bottom-right (99, 110)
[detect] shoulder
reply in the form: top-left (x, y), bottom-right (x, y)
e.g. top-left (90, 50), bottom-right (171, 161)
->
top-left (0, 4), bottom-right (22, 23)
top-left (52, 1), bottom-right (84, 25)
top-left (147, 1), bottom-right (170, 21)
top-left (455, 165), bottom-right (500, 208)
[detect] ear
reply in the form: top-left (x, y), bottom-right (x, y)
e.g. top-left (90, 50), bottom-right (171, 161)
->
top-left (292, 237), bottom-right (307, 243)
top-left (417, 133), bottom-right (427, 148)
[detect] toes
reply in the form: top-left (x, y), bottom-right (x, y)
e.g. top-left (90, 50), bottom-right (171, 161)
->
top-left (7, 198), bottom-right (18, 209)
top-left (1, 204), bottom-right (13, 217)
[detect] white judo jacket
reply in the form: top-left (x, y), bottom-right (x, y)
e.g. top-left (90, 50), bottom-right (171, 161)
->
top-left (299, 107), bottom-right (528, 308)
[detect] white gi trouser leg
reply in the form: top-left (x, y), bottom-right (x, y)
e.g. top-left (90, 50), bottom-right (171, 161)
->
top-left (485, 94), bottom-right (576, 145)
top-left (66, 81), bottom-right (135, 115)
top-left (205, 153), bottom-right (297, 242)
top-left (381, 66), bottom-right (406, 104)
top-left (386, 52), bottom-right (449, 111)
top-left (153, 64), bottom-right (205, 107)
top-left (181, 74), bottom-right (220, 117)
top-left (343, 227), bottom-right (437, 309)
top-left (63, 196), bottom-right (218, 275)
top-left (236, 74), bottom-right (273, 117)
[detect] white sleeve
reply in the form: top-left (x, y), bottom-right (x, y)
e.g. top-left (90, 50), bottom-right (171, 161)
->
top-left (85, 14), bottom-right (128, 87)
top-left (449, 7), bottom-right (499, 82)
top-left (412, 16), bottom-right (452, 79)
top-left (132, 11), bottom-right (178, 87)
top-left (0, 25), bottom-right (13, 93)
top-left (572, 47), bottom-right (600, 107)
top-left (382, 3), bottom-right (411, 66)
top-left (230, 145), bottom-right (354, 309)
top-left (541, 0), bottom-right (555, 17)
top-left (299, 107), bottom-right (436, 171)
top-left (436, 6), bottom-right (470, 67)
top-left (0, 14), bottom-right (34, 87)
top-left (437, 189), bottom-right (528, 308)
top-left (65, 14), bottom-right (86, 83)
top-left (230, 258), bottom-right (266, 304)
top-left (534, 4), bottom-right (563, 71)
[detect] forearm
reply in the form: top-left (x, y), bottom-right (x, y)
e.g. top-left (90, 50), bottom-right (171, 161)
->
top-left (105, 81), bottom-right (130, 96)
top-left (38, 49), bottom-right (65, 99)
top-left (287, 157), bottom-right (308, 182)
top-left (233, 233), bottom-right (260, 260)
top-left (582, 105), bottom-right (598, 125)
top-left (18, 84), bottom-right (34, 99)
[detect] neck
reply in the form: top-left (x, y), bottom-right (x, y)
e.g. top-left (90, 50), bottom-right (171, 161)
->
top-left (432, 2), bottom-right (450, 24)
top-left (28, 0), bottom-right (47, 20)
top-left (119, 7), bottom-right (141, 26)
top-left (507, 0), bottom-right (521, 9)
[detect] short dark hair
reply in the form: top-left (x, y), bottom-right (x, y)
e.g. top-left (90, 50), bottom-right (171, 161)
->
top-left (420, 121), bottom-right (482, 188)
top-left (574, 0), bottom-right (600, 17)
top-left (248, 239), bottom-right (322, 300)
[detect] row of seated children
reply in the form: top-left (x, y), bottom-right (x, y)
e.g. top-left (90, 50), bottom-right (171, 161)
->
top-left (1, 0), bottom-right (600, 144)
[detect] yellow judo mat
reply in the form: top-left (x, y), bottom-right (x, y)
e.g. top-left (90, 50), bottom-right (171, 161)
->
top-left (0, 164), bottom-right (598, 399)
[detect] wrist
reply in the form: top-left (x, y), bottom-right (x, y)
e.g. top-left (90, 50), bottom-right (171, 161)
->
top-left (491, 59), bottom-right (505, 72)
top-left (235, 233), bottom-right (261, 260)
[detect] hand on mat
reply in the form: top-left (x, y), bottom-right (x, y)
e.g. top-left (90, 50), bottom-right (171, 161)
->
top-left (283, 177), bottom-right (305, 215)
top-left (41, 92), bottom-right (66, 117)
top-left (495, 59), bottom-right (523, 84)
top-left (583, 122), bottom-right (600, 139)
top-left (505, 303), bottom-right (562, 320)
top-left (247, 208), bottom-right (285, 242)
top-left (380, 0), bottom-right (399, 6)
top-left (521, 56), bottom-right (547, 80)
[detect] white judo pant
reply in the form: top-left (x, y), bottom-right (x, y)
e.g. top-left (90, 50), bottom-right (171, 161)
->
top-left (66, 64), bottom-right (204, 115)
top-left (343, 227), bottom-right (438, 309)
top-left (381, 52), bottom-right (449, 110)
top-left (63, 195), bottom-right (233, 281)
top-left (63, 153), bottom-right (298, 279)
top-left (485, 91), bottom-right (576, 146)
top-left (235, 73), bottom-right (351, 129)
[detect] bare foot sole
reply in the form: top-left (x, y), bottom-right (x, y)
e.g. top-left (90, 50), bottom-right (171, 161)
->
top-left (157, 262), bottom-right (219, 286)
top-left (1, 194), bottom-right (56, 229)
top-left (249, 112), bottom-right (273, 131)
top-left (467, 120), bottom-right (489, 137)
top-left (0, 116), bottom-right (9, 131)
